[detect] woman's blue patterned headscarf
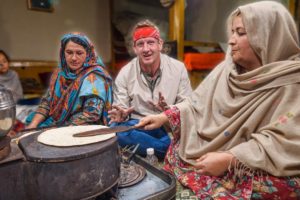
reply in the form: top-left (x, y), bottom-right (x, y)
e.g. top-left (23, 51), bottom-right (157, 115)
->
top-left (59, 33), bottom-right (105, 79)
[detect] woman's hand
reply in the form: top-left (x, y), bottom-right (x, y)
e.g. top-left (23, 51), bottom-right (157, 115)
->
top-left (25, 123), bottom-right (38, 129)
top-left (25, 113), bottom-right (45, 129)
top-left (194, 152), bottom-right (235, 176)
top-left (26, 120), bottom-right (40, 129)
top-left (108, 105), bottom-right (134, 124)
top-left (136, 113), bottom-right (169, 130)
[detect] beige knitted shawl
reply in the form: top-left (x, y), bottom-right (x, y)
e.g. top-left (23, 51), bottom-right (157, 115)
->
top-left (176, 1), bottom-right (300, 177)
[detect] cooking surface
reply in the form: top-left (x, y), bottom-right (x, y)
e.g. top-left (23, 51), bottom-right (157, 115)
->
top-left (119, 163), bottom-right (146, 188)
top-left (18, 130), bottom-right (118, 162)
top-left (117, 155), bottom-right (176, 200)
top-left (118, 168), bottom-right (170, 199)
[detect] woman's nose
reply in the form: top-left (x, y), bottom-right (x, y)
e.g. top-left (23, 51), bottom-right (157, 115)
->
top-left (228, 35), bottom-right (236, 45)
top-left (71, 54), bottom-right (77, 60)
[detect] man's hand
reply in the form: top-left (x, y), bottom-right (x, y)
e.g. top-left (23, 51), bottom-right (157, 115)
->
top-left (148, 92), bottom-right (170, 112)
top-left (108, 105), bottom-right (134, 124)
top-left (194, 152), bottom-right (235, 176)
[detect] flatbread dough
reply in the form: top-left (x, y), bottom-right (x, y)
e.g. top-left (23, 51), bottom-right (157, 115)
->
top-left (0, 117), bottom-right (13, 130)
top-left (37, 125), bottom-right (116, 147)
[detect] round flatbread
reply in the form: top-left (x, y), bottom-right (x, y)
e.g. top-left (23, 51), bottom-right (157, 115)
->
top-left (37, 125), bottom-right (116, 147)
top-left (0, 117), bottom-right (13, 130)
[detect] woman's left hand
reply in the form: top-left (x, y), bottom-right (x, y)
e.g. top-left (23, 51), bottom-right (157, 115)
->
top-left (194, 152), bottom-right (235, 176)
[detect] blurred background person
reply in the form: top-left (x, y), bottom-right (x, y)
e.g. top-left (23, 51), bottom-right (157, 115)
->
top-left (0, 49), bottom-right (23, 103)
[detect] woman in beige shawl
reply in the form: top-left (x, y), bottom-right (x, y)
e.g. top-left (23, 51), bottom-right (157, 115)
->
top-left (137, 1), bottom-right (300, 199)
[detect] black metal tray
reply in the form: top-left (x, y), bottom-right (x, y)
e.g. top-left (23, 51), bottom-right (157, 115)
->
top-left (117, 155), bottom-right (176, 200)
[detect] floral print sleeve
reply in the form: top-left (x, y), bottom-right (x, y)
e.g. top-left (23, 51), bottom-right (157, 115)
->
top-left (35, 91), bottom-right (51, 118)
top-left (68, 96), bottom-right (104, 125)
top-left (164, 106), bottom-right (181, 141)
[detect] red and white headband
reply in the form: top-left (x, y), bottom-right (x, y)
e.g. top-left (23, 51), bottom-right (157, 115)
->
top-left (133, 27), bottom-right (160, 42)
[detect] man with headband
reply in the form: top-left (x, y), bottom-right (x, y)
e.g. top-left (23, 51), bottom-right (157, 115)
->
top-left (108, 20), bottom-right (192, 159)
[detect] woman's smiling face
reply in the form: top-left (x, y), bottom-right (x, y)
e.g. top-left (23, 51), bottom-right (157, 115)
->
top-left (228, 15), bottom-right (261, 72)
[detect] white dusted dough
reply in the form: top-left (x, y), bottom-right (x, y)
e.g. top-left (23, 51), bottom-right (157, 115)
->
top-left (0, 117), bottom-right (13, 130)
top-left (37, 125), bottom-right (115, 147)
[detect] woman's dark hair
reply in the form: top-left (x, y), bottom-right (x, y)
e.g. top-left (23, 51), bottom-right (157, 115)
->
top-left (0, 49), bottom-right (10, 62)
top-left (65, 37), bottom-right (89, 53)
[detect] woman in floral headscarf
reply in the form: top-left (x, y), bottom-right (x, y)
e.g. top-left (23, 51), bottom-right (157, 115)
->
top-left (26, 33), bottom-right (112, 128)
top-left (138, 1), bottom-right (300, 199)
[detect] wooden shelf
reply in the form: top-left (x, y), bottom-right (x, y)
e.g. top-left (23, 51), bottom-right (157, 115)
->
top-left (10, 60), bottom-right (57, 95)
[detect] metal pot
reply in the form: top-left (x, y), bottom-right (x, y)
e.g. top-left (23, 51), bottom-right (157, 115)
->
top-left (0, 85), bottom-right (16, 138)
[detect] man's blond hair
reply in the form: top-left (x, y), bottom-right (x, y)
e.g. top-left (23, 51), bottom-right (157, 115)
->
top-left (131, 19), bottom-right (160, 38)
